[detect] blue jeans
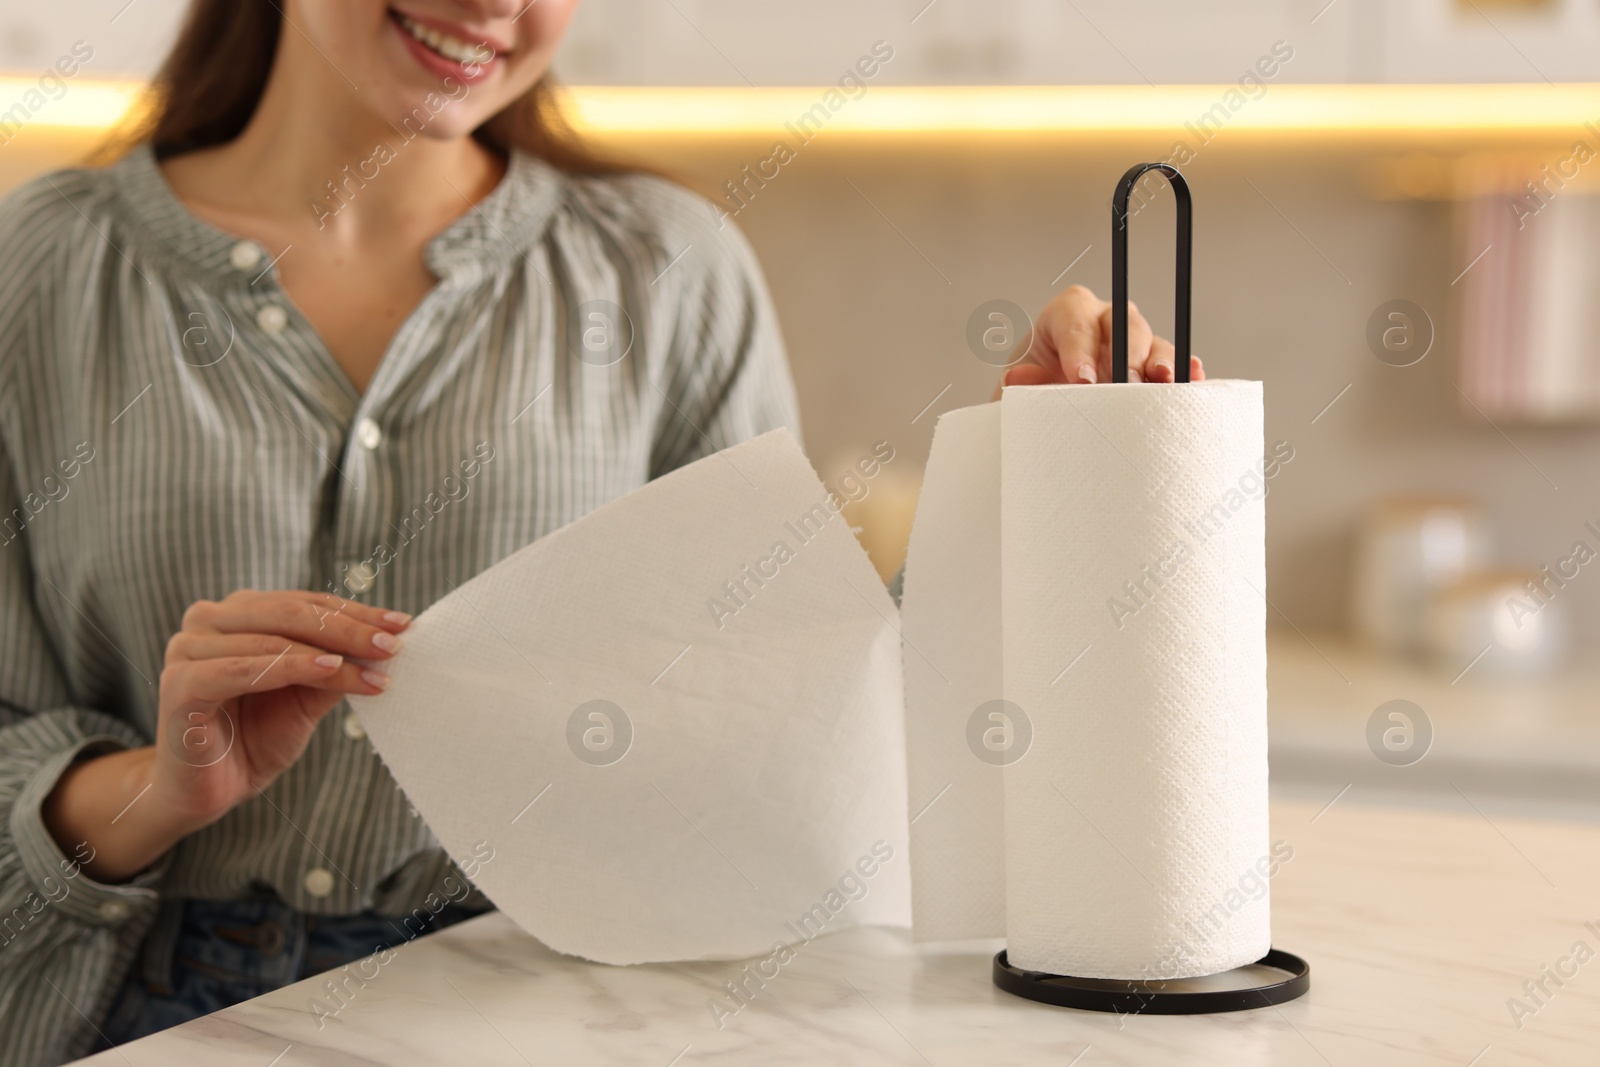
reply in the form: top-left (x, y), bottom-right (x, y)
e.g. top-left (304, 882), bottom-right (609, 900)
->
top-left (95, 894), bottom-right (485, 1049)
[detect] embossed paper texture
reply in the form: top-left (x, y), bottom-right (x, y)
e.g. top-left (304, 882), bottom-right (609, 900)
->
top-left (903, 384), bottom-right (1270, 980)
top-left (900, 403), bottom-right (1007, 942)
top-left (357, 386), bottom-right (1271, 981)
top-left (351, 429), bottom-right (912, 965)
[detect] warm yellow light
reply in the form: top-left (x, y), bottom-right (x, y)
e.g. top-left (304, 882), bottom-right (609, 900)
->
top-left (3, 78), bottom-right (1599, 138)
top-left (562, 84), bottom-right (1600, 136)
top-left (0, 79), bottom-right (146, 131)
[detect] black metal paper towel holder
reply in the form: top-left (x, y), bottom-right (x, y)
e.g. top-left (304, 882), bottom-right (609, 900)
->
top-left (989, 161), bottom-right (1311, 1015)
top-left (1111, 160), bottom-right (1191, 385)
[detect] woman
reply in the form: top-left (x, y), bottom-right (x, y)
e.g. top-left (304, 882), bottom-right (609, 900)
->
top-left (0, 2), bottom-right (1193, 1062)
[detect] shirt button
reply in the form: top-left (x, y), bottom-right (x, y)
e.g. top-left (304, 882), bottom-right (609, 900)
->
top-left (257, 305), bottom-right (288, 335)
top-left (97, 899), bottom-right (130, 922)
top-left (354, 417), bottom-right (383, 450)
top-left (230, 241), bottom-right (263, 272)
top-left (304, 868), bottom-right (335, 898)
top-left (343, 712), bottom-right (367, 740)
top-left (344, 561), bottom-right (376, 594)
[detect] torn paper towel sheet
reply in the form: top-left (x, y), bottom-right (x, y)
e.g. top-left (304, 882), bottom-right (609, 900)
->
top-left (350, 428), bottom-right (911, 964)
top-left (901, 402), bottom-right (1006, 941)
top-left (902, 383), bottom-right (1270, 980)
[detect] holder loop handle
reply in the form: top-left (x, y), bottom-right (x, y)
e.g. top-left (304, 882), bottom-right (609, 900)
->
top-left (1112, 163), bottom-right (1192, 384)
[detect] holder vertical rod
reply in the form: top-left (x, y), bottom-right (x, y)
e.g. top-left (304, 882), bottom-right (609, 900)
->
top-left (1111, 163), bottom-right (1193, 384)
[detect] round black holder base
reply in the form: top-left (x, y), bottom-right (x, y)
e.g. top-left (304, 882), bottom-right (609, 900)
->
top-left (993, 948), bottom-right (1310, 1015)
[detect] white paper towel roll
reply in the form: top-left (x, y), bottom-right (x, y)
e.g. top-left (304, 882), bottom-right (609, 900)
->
top-left (1000, 381), bottom-right (1270, 980)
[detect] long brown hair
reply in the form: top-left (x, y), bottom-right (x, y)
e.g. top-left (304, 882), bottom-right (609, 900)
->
top-left (100, 0), bottom-right (629, 174)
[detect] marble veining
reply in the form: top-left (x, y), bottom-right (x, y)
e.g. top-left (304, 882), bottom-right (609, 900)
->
top-left (71, 800), bottom-right (1600, 1065)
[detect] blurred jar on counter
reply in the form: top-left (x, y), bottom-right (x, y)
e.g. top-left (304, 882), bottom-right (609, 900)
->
top-left (1425, 569), bottom-right (1568, 677)
top-left (1351, 497), bottom-right (1492, 656)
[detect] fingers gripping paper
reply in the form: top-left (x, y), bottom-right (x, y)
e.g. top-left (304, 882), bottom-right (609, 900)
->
top-left (903, 382), bottom-right (1270, 980)
top-left (350, 429), bottom-right (911, 964)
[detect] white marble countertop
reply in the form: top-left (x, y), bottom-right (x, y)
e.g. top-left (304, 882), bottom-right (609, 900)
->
top-left (75, 799), bottom-right (1600, 1066)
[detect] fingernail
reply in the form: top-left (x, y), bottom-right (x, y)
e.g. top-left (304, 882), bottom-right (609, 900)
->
top-left (382, 611), bottom-right (411, 627)
top-left (361, 669), bottom-right (389, 691)
top-left (315, 654), bottom-right (343, 669)
top-left (372, 632), bottom-right (402, 654)
top-left (1155, 360), bottom-right (1174, 382)
top-left (1077, 364), bottom-right (1098, 384)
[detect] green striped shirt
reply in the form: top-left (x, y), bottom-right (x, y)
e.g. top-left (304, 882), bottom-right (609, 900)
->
top-left (0, 143), bottom-right (798, 1066)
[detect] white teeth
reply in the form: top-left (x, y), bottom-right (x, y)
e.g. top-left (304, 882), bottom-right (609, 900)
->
top-left (396, 13), bottom-right (491, 66)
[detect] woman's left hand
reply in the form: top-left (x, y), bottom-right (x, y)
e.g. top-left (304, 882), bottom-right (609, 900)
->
top-left (993, 285), bottom-right (1204, 395)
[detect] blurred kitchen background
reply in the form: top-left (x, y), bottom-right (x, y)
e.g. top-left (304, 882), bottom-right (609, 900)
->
top-left (4, 0), bottom-right (1598, 818)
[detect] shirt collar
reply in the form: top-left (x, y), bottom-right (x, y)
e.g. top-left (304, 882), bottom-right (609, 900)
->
top-left (113, 142), bottom-right (566, 285)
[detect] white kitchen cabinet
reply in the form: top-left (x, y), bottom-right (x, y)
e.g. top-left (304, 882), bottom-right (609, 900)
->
top-left (0, 0), bottom-right (184, 78)
top-left (2, 0), bottom-right (1596, 84)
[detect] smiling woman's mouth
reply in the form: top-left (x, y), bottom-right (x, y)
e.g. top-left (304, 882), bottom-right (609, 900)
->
top-left (389, 8), bottom-right (499, 72)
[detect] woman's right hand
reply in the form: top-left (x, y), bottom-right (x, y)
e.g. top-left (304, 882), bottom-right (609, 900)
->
top-left (152, 589), bottom-right (408, 827)
top-left (44, 590), bottom-right (409, 883)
